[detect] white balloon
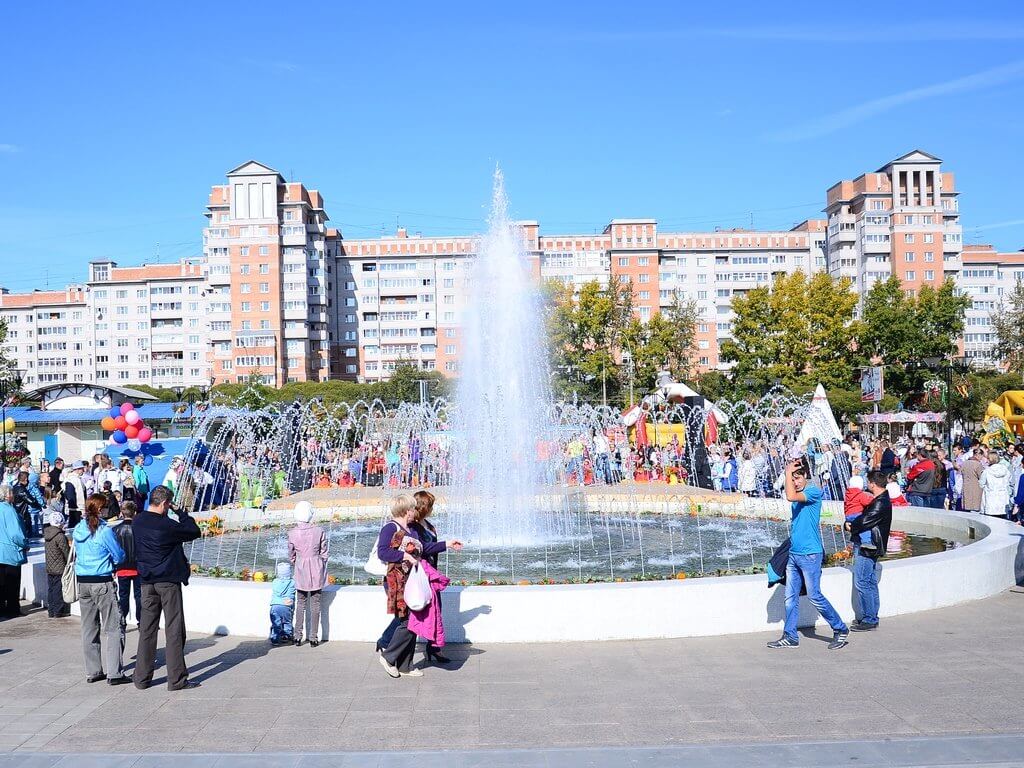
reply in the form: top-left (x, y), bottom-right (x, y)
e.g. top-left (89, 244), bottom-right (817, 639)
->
top-left (127, 438), bottom-right (142, 451)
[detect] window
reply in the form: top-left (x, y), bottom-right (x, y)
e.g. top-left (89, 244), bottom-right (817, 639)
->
top-left (240, 283), bottom-right (251, 294)
top-left (260, 264), bottom-right (270, 274)
top-left (924, 270), bottom-right (935, 281)
top-left (697, 291), bottom-right (708, 300)
top-left (638, 306), bottom-right (651, 319)
top-left (259, 246), bottom-right (269, 256)
top-left (924, 252), bottom-right (934, 262)
top-left (115, 290), bottom-right (127, 299)
top-left (239, 265), bottom-right (250, 275)
top-left (638, 291), bottom-right (650, 300)
top-left (346, 364), bottom-right (357, 374)
top-left (445, 345), bottom-right (456, 354)
top-left (259, 320), bottom-right (270, 330)
top-left (904, 234), bottom-right (914, 243)
top-left (260, 302), bottom-right (270, 312)
top-left (638, 274), bottom-right (650, 284)
top-left (241, 302), bottom-right (251, 312)
top-left (259, 283), bottom-right (269, 293)
top-left (637, 257), bottom-right (649, 266)
top-left (905, 271), bottom-right (916, 281)
top-left (344, 314), bottom-right (356, 323)
top-left (871, 200), bottom-right (885, 210)
top-left (345, 298), bottom-right (356, 307)
top-left (924, 233), bottom-right (934, 243)
top-left (445, 328), bottom-right (456, 338)
top-left (241, 246), bottom-right (249, 256)
top-left (905, 253), bottom-right (915, 262)
top-left (618, 257), bottom-right (629, 267)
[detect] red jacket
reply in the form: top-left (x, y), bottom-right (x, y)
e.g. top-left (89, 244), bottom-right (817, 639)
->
top-left (843, 488), bottom-right (875, 520)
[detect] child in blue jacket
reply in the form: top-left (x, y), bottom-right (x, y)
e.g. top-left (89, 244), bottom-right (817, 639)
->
top-left (269, 561), bottom-right (295, 645)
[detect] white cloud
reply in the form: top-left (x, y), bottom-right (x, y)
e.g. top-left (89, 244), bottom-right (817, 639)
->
top-left (767, 59), bottom-right (1024, 142)
top-left (970, 218), bottom-right (1024, 232)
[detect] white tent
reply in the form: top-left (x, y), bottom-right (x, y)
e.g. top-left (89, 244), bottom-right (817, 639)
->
top-left (796, 383), bottom-right (843, 446)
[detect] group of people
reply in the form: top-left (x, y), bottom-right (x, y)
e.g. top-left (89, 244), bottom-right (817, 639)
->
top-left (260, 490), bottom-right (463, 678)
top-left (0, 449), bottom-right (209, 690)
top-left (767, 458), bottom-right (893, 650)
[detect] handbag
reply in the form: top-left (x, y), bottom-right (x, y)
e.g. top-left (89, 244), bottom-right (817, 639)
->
top-left (363, 536), bottom-right (388, 577)
top-left (403, 562), bottom-right (432, 611)
top-left (61, 543), bottom-right (78, 604)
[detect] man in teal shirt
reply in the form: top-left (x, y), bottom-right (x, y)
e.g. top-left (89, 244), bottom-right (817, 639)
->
top-left (768, 458), bottom-right (849, 650)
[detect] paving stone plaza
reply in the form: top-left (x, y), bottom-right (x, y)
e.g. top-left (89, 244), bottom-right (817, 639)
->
top-left (1, 590), bottom-right (1023, 766)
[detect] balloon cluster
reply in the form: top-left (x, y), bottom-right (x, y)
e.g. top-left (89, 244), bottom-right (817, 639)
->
top-left (100, 402), bottom-right (153, 451)
top-left (1, 416), bottom-right (15, 435)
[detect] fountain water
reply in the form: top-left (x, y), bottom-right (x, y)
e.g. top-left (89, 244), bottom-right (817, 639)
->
top-left (449, 169), bottom-right (556, 546)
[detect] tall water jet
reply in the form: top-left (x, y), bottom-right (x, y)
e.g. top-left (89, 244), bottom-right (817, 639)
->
top-left (452, 169), bottom-right (554, 546)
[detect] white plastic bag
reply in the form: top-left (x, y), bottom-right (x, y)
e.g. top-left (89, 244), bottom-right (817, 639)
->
top-left (364, 538), bottom-right (388, 577)
top-left (403, 563), bottom-right (432, 611)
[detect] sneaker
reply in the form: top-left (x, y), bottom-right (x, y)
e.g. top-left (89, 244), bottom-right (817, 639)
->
top-left (402, 667), bottom-right (424, 677)
top-left (378, 654), bottom-right (401, 679)
top-left (766, 636), bottom-right (798, 649)
top-left (850, 620), bottom-right (878, 632)
top-left (828, 631), bottom-right (849, 650)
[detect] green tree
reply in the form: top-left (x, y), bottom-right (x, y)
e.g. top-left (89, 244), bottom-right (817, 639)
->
top-left (720, 271), bottom-right (859, 392)
top-left (860, 277), bottom-right (969, 365)
top-left (546, 276), bottom-right (633, 400)
top-left (991, 278), bottom-right (1024, 377)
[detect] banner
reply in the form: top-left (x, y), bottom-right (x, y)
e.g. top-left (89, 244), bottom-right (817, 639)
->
top-left (860, 366), bottom-right (884, 403)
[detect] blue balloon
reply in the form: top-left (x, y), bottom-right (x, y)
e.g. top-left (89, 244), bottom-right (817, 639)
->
top-left (109, 406), bottom-right (121, 419)
top-left (112, 430), bottom-right (127, 444)
top-left (143, 455), bottom-right (153, 466)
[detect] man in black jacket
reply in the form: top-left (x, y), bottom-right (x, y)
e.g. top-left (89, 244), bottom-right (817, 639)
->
top-left (131, 485), bottom-right (201, 691)
top-left (847, 470), bottom-right (892, 632)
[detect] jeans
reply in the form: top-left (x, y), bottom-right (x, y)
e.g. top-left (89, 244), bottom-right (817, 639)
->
top-left (853, 546), bottom-right (881, 625)
top-left (783, 552), bottom-right (847, 642)
top-left (78, 580), bottom-right (124, 678)
top-left (595, 454), bottom-right (612, 485)
top-left (905, 492), bottom-right (928, 508)
top-left (269, 604), bottom-right (293, 642)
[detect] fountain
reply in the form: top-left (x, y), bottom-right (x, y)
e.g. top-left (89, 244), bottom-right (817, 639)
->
top-left (176, 174), bottom-right (960, 587)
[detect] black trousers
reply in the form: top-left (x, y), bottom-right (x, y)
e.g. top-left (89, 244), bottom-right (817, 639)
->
top-left (382, 616), bottom-right (418, 673)
top-left (133, 582), bottom-right (189, 690)
top-left (0, 563), bottom-right (21, 618)
top-left (46, 573), bottom-right (68, 617)
top-left (117, 575), bottom-right (142, 623)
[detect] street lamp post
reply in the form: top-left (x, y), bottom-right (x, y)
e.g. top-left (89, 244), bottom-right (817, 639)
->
top-left (1, 368), bottom-right (25, 467)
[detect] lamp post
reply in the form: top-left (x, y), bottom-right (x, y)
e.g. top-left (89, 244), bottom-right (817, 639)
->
top-left (1, 368), bottom-right (24, 467)
top-left (922, 355), bottom-right (967, 452)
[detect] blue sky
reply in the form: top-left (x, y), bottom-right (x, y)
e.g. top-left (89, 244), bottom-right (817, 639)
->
top-left (2, 1), bottom-right (1024, 289)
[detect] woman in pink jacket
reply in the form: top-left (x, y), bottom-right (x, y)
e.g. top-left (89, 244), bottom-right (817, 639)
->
top-left (287, 501), bottom-right (328, 647)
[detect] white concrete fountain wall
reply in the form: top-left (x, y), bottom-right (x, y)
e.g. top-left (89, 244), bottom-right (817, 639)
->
top-left (21, 507), bottom-right (1022, 642)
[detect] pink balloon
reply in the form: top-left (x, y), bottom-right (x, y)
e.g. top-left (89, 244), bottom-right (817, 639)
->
top-left (124, 410), bottom-right (141, 425)
top-left (120, 402), bottom-right (134, 415)
top-left (138, 427), bottom-right (153, 443)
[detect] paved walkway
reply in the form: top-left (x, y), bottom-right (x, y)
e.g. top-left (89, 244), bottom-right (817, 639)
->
top-left (0, 591), bottom-right (1022, 757)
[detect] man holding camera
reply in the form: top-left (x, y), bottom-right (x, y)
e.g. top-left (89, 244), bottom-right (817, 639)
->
top-left (132, 485), bottom-right (201, 691)
top-left (768, 458), bottom-right (849, 650)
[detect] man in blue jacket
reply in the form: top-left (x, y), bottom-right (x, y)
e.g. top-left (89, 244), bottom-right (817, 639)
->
top-left (131, 485), bottom-right (201, 691)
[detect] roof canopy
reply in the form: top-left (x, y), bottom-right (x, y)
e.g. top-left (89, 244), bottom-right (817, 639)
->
top-left (22, 382), bottom-right (158, 412)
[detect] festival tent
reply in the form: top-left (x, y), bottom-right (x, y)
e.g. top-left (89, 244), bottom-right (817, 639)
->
top-left (796, 384), bottom-right (843, 446)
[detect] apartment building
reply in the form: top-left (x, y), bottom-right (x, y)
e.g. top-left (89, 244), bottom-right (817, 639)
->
top-left (0, 260), bottom-right (210, 389)
top-left (204, 161), bottom-right (333, 387)
top-left (824, 150), bottom-right (963, 298)
top-left (3, 150), bottom-right (1019, 388)
top-left (334, 218), bottom-right (827, 378)
top-left (960, 244), bottom-right (1024, 366)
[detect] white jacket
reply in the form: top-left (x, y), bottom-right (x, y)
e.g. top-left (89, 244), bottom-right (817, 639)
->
top-left (979, 462), bottom-right (1010, 517)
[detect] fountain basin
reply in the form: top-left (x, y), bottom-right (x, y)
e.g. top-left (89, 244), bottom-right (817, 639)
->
top-left (21, 507), bottom-right (1018, 642)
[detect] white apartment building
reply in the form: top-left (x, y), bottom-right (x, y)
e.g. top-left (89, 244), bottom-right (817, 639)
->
top-left (0, 260), bottom-right (211, 389)
top-left (960, 245), bottom-right (1024, 366)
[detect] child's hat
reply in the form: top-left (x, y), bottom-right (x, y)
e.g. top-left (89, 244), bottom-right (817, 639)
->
top-left (276, 562), bottom-right (292, 579)
top-left (848, 476), bottom-right (865, 490)
top-left (886, 482), bottom-right (903, 499)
